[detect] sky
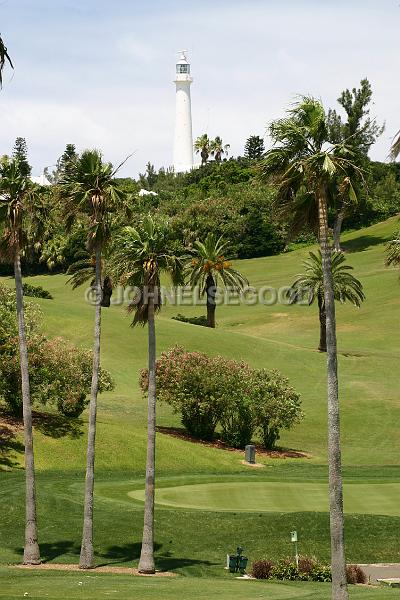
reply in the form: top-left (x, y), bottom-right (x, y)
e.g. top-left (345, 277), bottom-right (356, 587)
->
top-left (0, 0), bottom-right (399, 178)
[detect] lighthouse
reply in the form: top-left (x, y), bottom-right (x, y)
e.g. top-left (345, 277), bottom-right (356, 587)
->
top-left (173, 51), bottom-right (193, 173)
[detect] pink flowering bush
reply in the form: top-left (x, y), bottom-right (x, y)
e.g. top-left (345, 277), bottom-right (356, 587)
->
top-left (140, 346), bottom-right (302, 449)
top-left (0, 283), bottom-right (114, 417)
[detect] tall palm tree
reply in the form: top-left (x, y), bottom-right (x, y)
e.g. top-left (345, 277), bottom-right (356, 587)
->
top-left (0, 34), bottom-right (13, 87)
top-left (194, 134), bottom-right (210, 166)
top-left (0, 157), bottom-right (40, 564)
top-left (288, 250), bottom-right (365, 351)
top-left (186, 233), bottom-right (248, 328)
top-left (59, 149), bottom-right (125, 569)
top-left (390, 131), bottom-right (400, 161)
top-left (210, 136), bottom-right (230, 163)
top-left (110, 215), bottom-right (184, 574)
top-left (261, 97), bottom-right (363, 600)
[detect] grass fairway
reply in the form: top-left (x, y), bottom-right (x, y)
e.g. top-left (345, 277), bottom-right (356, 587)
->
top-left (3, 569), bottom-right (400, 600)
top-left (1, 217), bottom-right (400, 598)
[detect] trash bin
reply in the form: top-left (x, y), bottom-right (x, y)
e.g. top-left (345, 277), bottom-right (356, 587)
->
top-left (239, 556), bottom-right (248, 573)
top-left (229, 554), bottom-right (238, 573)
top-left (245, 444), bottom-right (255, 464)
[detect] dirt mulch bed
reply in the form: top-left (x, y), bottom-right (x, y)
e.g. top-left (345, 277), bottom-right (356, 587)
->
top-left (156, 426), bottom-right (310, 459)
top-left (10, 563), bottom-right (175, 576)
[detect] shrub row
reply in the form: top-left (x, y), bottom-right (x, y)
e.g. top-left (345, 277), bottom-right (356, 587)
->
top-left (251, 557), bottom-right (367, 584)
top-left (140, 346), bottom-right (302, 449)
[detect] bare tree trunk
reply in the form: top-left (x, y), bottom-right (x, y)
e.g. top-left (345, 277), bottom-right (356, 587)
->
top-left (318, 187), bottom-right (348, 600)
top-left (333, 210), bottom-right (345, 253)
top-left (206, 274), bottom-right (216, 328)
top-left (138, 291), bottom-right (156, 574)
top-left (14, 252), bottom-right (41, 565)
top-left (318, 294), bottom-right (327, 352)
top-left (79, 246), bottom-right (102, 569)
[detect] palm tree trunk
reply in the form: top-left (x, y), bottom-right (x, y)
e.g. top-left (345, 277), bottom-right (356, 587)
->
top-left (318, 294), bottom-right (327, 352)
top-left (14, 252), bottom-right (41, 565)
top-left (206, 274), bottom-right (216, 328)
top-left (138, 291), bottom-right (157, 574)
top-left (317, 186), bottom-right (348, 600)
top-left (79, 246), bottom-right (102, 569)
top-left (333, 209), bottom-right (345, 253)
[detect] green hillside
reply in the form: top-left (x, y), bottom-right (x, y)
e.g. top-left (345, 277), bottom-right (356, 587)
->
top-left (1, 217), bottom-right (400, 598)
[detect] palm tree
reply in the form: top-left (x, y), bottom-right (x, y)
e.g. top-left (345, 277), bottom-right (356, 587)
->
top-left (0, 157), bottom-right (40, 565)
top-left (261, 97), bottom-right (363, 600)
top-left (210, 136), bottom-right (230, 163)
top-left (0, 34), bottom-right (13, 87)
top-left (59, 149), bottom-right (125, 569)
top-left (109, 215), bottom-right (184, 574)
top-left (194, 134), bottom-right (211, 166)
top-left (186, 233), bottom-right (248, 328)
top-left (288, 250), bottom-right (365, 352)
top-left (390, 131), bottom-right (400, 161)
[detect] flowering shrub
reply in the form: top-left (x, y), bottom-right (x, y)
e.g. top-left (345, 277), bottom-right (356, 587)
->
top-left (140, 346), bottom-right (302, 448)
top-left (250, 369), bottom-right (303, 449)
top-left (0, 284), bottom-right (114, 417)
top-left (251, 557), bottom-right (333, 582)
top-left (140, 346), bottom-right (224, 440)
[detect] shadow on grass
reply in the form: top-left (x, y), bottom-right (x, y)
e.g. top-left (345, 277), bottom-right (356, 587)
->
top-left (33, 411), bottom-right (83, 440)
top-left (97, 542), bottom-right (161, 567)
top-left (98, 542), bottom-right (218, 571)
top-left (40, 540), bottom-right (80, 561)
top-left (13, 540), bottom-right (80, 562)
top-left (156, 553), bottom-right (219, 572)
top-left (342, 234), bottom-right (389, 253)
top-left (0, 423), bottom-right (24, 469)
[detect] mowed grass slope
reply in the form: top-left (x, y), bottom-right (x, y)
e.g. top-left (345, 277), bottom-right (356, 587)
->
top-left (2, 216), bottom-right (399, 470)
top-left (1, 217), bottom-right (400, 595)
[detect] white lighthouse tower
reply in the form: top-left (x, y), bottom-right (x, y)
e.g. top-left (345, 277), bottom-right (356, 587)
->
top-left (173, 51), bottom-right (193, 173)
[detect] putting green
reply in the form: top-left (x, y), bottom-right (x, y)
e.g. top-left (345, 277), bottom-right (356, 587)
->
top-left (128, 481), bottom-right (400, 516)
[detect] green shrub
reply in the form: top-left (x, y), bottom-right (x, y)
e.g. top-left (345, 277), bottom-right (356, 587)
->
top-left (346, 564), bottom-right (367, 585)
top-left (22, 283), bottom-right (53, 299)
top-left (171, 313), bottom-right (208, 327)
top-left (219, 394), bottom-right (253, 448)
top-left (251, 559), bottom-right (275, 579)
top-left (310, 565), bottom-right (332, 582)
top-left (140, 346), bottom-right (224, 440)
top-left (140, 346), bottom-right (302, 448)
top-left (250, 369), bottom-right (303, 449)
top-left (272, 559), bottom-right (299, 580)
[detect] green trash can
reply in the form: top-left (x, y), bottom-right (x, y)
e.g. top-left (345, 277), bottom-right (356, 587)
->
top-left (239, 556), bottom-right (248, 573)
top-left (229, 555), bottom-right (238, 573)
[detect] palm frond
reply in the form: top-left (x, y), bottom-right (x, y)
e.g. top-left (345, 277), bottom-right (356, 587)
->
top-left (0, 34), bottom-right (13, 87)
top-left (390, 131), bottom-right (400, 161)
top-left (385, 233), bottom-right (400, 268)
top-left (288, 250), bottom-right (365, 308)
top-left (109, 215), bottom-right (184, 326)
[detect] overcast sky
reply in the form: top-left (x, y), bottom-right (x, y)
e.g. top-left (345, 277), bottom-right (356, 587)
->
top-left (0, 0), bottom-right (398, 177)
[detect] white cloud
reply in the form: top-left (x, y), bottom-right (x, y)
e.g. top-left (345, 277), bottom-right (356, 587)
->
top-left (0, 0), bottom-right (398, 176)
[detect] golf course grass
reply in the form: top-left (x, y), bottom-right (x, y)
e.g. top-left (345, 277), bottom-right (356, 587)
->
top-left (3, 568), bottom-right (400, 600)
top-left (1, 217), bottom-right (400, 598)
top-left (128, 481), bottom-right (400, 516)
